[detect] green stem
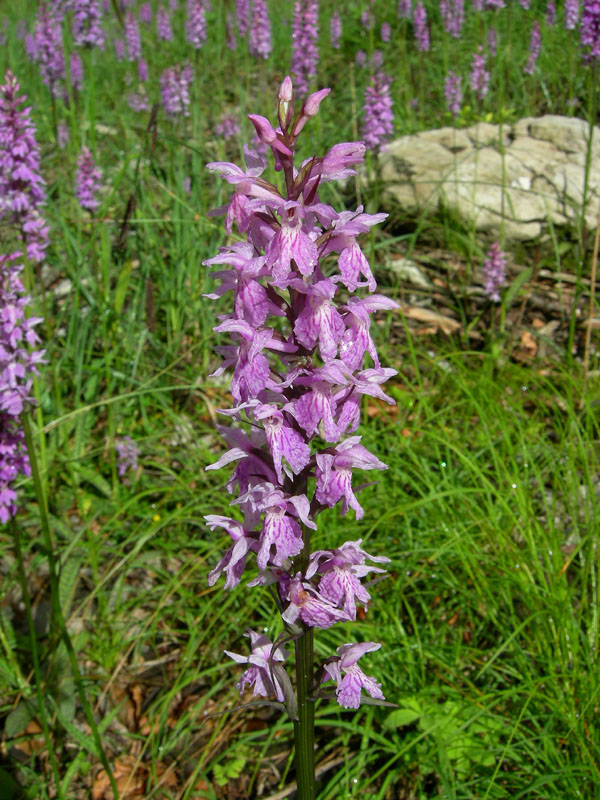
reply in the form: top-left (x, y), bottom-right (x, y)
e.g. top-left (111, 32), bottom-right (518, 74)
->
top-left (0, 612), bottom-right (26, 691)
top-left (294, 626), bottom-right (315, 800)
top-left (9, 516), bottom-right (64, 797)
top-left (21, 412), bottom-right (119, 799)
top-left (293, 524), bottom-right (315, 800)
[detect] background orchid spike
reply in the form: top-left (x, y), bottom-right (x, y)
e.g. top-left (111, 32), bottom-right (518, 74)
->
top-left (204, 76), bottom-right (397, 718)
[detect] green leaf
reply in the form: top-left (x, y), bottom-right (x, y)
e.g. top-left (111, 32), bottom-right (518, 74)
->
top-left (114, 260), bottom-right (134, 314)
top-left (49, 695), bottom-right (101, 759)
top-left (73, 464), bottom-right (112, 498)
top-left (213, 764), bottom-right (228, 787)
top-left (0, 660), bottom-right (17, 687)
top-left (0, 768), bottom-right (19, 800)
top-left (57, 677), bottom-right (77, 724)
top-left (0, 610), bottom-right (16, 649)
top-left (59, 555), bottom-right (84, 616)
top-left (384, 707), bottom-right (422, 729)
top-left (502, 268), bottom-right (532, 311)
top-left (213, 755), bottom-right (247, 787)
top-left (4, 700), bottom-right (37, 739)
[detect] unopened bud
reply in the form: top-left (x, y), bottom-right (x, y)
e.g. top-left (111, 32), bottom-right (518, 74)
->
top-left (278, 76), bottom-right (293, 104)
top-left (303, 88), bottom-right (330, 118)
top-left (248, 114), bottom-right (292, 156)
top-left (278, 76), bottom-right (294, 129)
top-left (248, 113), bottom-right (278, 144)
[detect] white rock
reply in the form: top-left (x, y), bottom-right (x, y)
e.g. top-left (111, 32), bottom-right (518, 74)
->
top-left (375, 115), bottom-right (600, 243)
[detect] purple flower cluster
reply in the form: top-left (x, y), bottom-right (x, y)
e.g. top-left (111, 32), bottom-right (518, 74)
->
top-left (581, 0), bottom-right (600, 61)
top-left (157, 6), bottom-right (174, 41)
top-left (362, 72), bottom-right (394, 151)
top-left (524, 21), bottom-right (541, 74)
top-left (413, 2), bottom-right (430, 51)
top-left (186, 0), bottom-right (207, 48)
top-left (128, 90), bottom-right (151, 112)
top-left (248, 0), bottom-right (272, 58)
top-left (291, 0), bottom-right (320, 98)
top-left (215, 113), bottom-right (241, 140)
top-left (330, 12), bottom-right (341, 48)
top-left (482, 241), bottom-right (507, 301)
top-left (75, 146), bottom-right (103, 211)
top-left (470, 46), bottom-right (490, 101)
top-left (57, 120), bottom-right (70, 149)
top-left (30, 5), bottom-right (66, 97)
top-left (380, 21), bottom-right (391, 42)
top-left (138, 58), bottom-right (149, 82)
top-left (398, 0), bottom-right (412, 19)
top-left (114, 37), bottom-right (125, 61)
top-left (564, 0), bottom-right (579, 29)
top-left (125, 11), bottom-right (142, 60)
top-left (0, 253), bottom-right (45, 523)
top-left (115, 436), bottom-right (140, 477)
top-left (441, 0), bottom-right (464, 38)
top-left (139, 1), bottom-right (152, 24)
top-left (444, 70), bottom-right (462, 117)
top-left (204, 78), bottom-right (395, 710)
top-left (226, 13), bottom-right (237, 49)
top-left (70, 52), bottom-right (83, 91)
top-left (0, 72), bottom-right (49, 264)
top-left (160, 63), bottom-right (194, 117)
top-left (72, 0), bottom-right (106, 49)
top-left (546, 0), bottom-right (557, 25)
top-left (237, 0), bottom-right (250, 37)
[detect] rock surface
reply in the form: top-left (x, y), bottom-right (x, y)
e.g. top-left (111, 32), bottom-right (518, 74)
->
top-left (376, 115), bottom-right (600, 242)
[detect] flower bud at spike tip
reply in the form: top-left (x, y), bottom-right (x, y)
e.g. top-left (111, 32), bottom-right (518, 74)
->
top-left (247, 114), bottom-right (292, 155)
top-left (294, 87), bottom-right (331, 136)
top-left (278, 76), bottom-right (294, 131)
top-left (279, 76), bottom-right (293, 103)
top-left (304, 88), bottom-right (330, 117)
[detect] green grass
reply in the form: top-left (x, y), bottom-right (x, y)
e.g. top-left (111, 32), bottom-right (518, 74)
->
top-left (1, 0), bottom-right (600, 797)
top-left (4, 339), bottom-right (599, 798)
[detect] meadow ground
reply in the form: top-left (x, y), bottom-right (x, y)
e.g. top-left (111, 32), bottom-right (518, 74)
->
top-left (1, 1), bottom-right (600, 798)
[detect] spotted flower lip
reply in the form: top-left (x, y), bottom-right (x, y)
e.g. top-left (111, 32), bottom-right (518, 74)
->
top-left (306, 540), bottom-right (390, 619)
top-left (315, 437), bottom-right (388, 520)
top-left (323, 642), bottom-right (384, 708)
top-left (205, 516), bottom-right (258, 590)
top-left (282, 575), bottom-right (350, 628)
top-left (225, 631), bottom-right (289, 702)
top-left (254, 403), bottom-right (311, 484)
top-left (204, 76), bottom-right (392, 711)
